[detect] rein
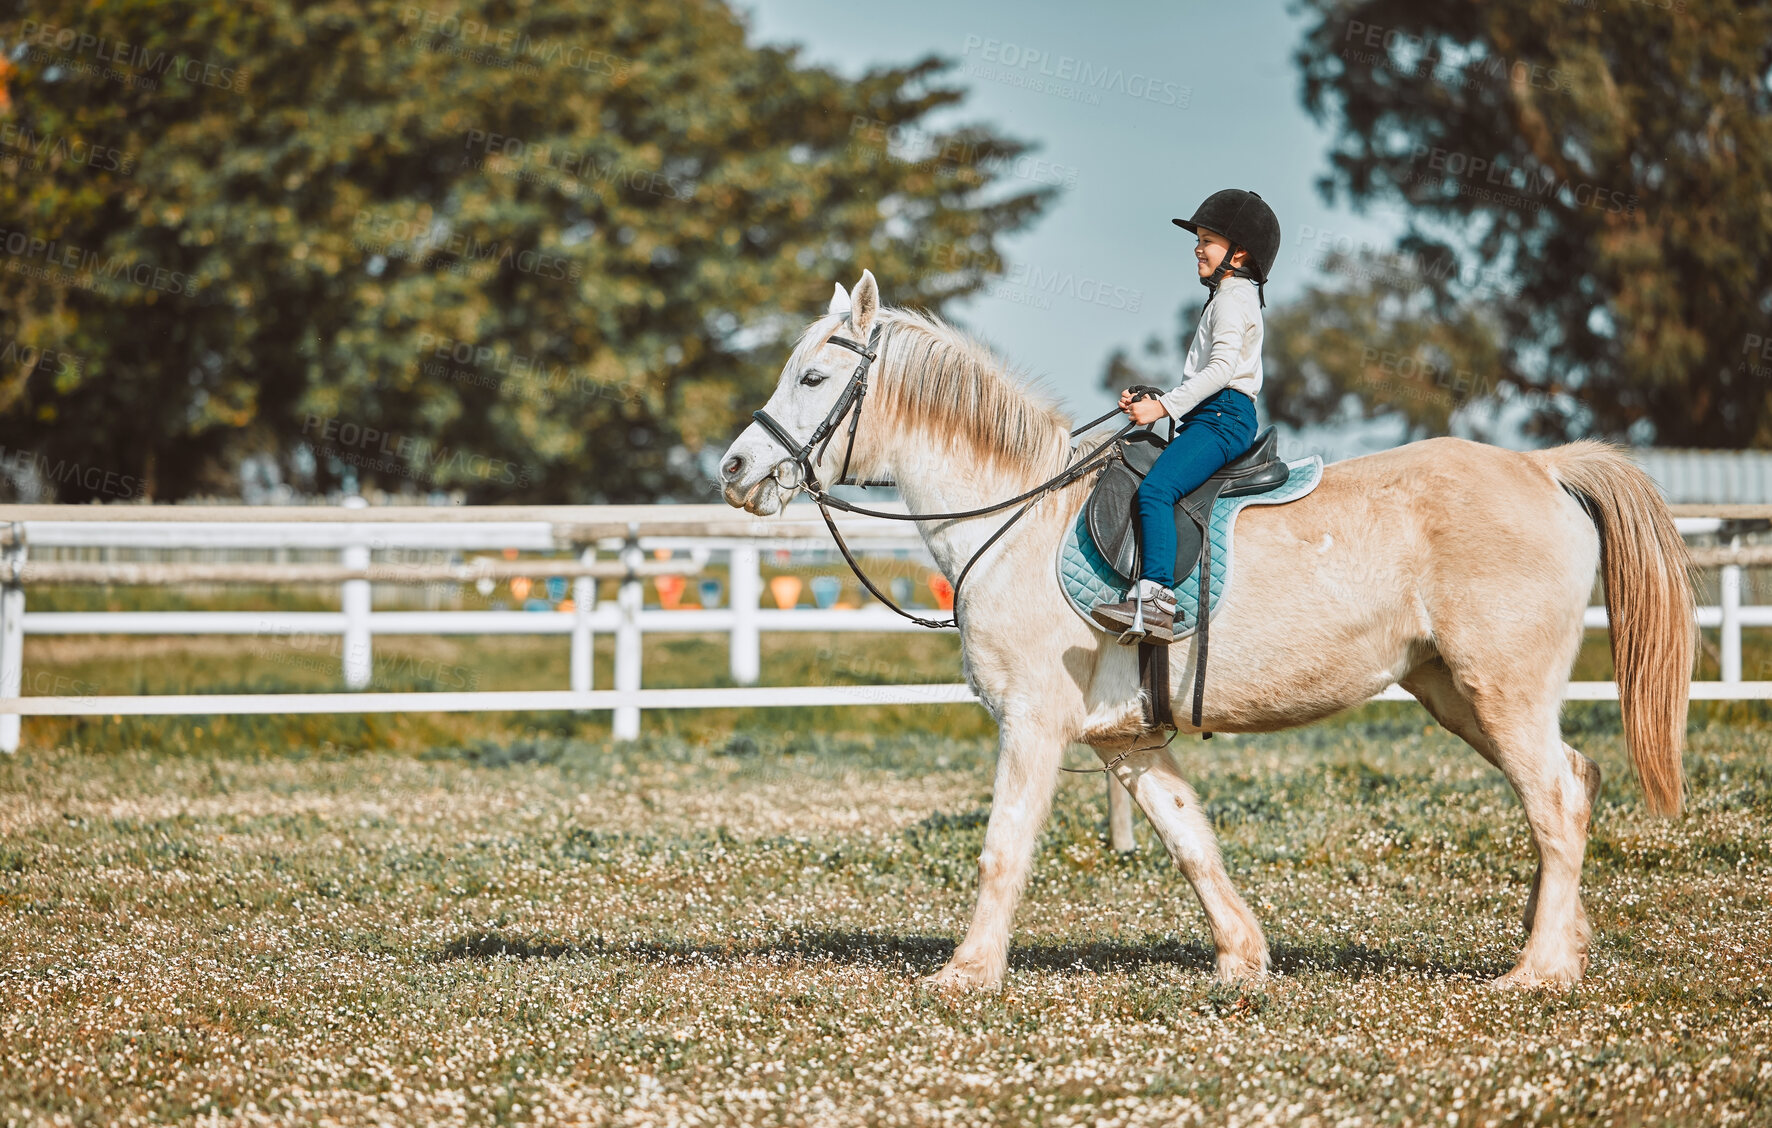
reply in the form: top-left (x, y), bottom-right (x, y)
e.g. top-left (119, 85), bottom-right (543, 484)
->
top-left (750, 321), bottom-right (1140, 630)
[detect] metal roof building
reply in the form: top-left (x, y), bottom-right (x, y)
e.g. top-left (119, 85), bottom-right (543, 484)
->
top-left (1633, 449), bottom-right (1772, 505)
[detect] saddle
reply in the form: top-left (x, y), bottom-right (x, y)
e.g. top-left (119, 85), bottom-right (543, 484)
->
top-left (1086, 422), bottom-right (1289, 584)
top-left (1080, 391), bottom-right (1291, 736)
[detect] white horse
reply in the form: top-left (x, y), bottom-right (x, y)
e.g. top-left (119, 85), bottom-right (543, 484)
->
top-left (718, 270), bottom-right (1695, 991)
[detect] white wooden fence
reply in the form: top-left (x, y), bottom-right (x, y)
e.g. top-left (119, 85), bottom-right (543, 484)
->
top-left (1, 501), bottom-right (1769, 754)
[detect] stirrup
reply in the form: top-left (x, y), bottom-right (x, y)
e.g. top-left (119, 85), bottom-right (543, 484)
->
top-left (1116, 623), bottom-right (1148, 645)
top-left (1117, 589), bottom-right (1150, 645)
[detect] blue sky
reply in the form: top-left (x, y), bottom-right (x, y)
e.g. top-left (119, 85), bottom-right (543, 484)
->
top-left (738, 0), bottom-right (1407, 426)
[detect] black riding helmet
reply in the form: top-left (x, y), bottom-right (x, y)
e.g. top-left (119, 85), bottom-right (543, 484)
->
top-left (1173, 189), bottom-right (1281, 306)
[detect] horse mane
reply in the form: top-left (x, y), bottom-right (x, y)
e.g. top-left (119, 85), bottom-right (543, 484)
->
top-left (859, 309), bottom-right (1074, 478)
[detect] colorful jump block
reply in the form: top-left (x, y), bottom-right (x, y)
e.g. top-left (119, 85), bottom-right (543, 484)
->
top-left (769, 575), bottom-right (802, 609)
top-left (654, 573), bottom-right (687, 609)
top-left (929, 574), bottom-right (954, 610)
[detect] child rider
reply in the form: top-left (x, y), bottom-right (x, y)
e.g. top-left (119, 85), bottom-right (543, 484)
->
top-left (1091, 189), bottom-right (1282, 644)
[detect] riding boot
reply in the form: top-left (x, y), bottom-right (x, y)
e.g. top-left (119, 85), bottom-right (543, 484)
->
top-left (1089, 579), bottom-right (1178, 645)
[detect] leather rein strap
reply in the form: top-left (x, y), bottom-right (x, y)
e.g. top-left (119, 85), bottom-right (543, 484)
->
top-left (750, 320), bottom-right (1138, 630)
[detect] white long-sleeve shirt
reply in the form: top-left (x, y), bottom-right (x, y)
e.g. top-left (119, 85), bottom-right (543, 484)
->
top-left (1157, 276), bottom-right (1264, 420)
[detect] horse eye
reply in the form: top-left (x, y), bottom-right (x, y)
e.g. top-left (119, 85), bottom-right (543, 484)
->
top-left (800, 371), bottom-right (827, 387)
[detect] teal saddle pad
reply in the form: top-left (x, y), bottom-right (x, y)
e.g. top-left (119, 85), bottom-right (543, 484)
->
top-left (1057, 456), bottom-right (1324, 639)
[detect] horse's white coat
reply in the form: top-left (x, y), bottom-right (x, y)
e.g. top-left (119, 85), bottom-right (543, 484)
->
top-left (720, 271), bottom-right (1694, 994)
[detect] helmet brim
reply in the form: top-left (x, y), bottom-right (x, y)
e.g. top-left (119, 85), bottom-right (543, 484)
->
top-left (1174, 218), bottom-right (1226, 240)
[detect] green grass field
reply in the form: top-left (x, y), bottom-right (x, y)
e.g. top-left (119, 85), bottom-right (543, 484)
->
top-left (3, 628), bottom-right (1771, 1125)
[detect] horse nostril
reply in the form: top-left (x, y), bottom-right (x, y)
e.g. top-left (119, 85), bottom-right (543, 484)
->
top-left (722, 455), bottom-right (745, 480)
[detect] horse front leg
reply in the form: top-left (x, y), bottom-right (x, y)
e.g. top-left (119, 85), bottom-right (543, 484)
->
top-left (925, 720), bottom-right (1063, 993)
top-left (1097, 740), bottom-right (1269, 981)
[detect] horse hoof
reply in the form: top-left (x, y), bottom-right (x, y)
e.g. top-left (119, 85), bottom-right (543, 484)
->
top-left (1489, 963), bottom-right (1583, 991)
top-left (1215, 952), bottom-right (1270, 984)
top-left (921, 964), bottom-right (1001, 995)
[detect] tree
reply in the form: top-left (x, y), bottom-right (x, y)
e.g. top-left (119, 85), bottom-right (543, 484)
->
top-left (1285, 0), bottom-right (1772, 448)
top-left (0, 0), bottom-right (1054, 501)
top-left (1260, 254), bottom-right (1511, 438)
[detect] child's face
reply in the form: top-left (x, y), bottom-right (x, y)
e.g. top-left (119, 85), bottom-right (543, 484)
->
top-left (1193, 229), bottom-right (1242, 278)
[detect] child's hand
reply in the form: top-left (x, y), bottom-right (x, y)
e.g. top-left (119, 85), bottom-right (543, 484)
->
top-left (1123, 394), bottom-right (1168, 426)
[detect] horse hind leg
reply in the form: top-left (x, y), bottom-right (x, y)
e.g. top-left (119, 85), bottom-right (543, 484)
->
top-left (1092, 740), bottom-right (1268, 981)
top-left (1401, 661), bottom-right (1603, 935)
top-left (1401, 658), bottom-right (1600, 986)
top-left (1522, 743), bottom-right (1601, 936)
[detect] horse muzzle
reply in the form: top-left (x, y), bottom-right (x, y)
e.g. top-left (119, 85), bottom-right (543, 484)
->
top-left (720, 463), bottom-right (789, 516)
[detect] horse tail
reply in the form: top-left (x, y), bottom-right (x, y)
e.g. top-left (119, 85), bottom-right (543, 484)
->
top-left (1535, 440), bottom-right (1696, 816)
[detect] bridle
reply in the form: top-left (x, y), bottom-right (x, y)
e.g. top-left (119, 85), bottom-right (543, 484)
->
top-left (750, 323), bottom-right (884, 498)
top-left (747, 318), bottom-right (1139, 629)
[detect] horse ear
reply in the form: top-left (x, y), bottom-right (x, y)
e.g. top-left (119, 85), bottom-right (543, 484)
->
top-left (828, 283), bottom-right (851, 318)
top-left (850, 270), bottom-right (879, 335)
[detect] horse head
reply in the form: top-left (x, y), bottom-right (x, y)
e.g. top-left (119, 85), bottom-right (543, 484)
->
top-left (718, 270), bottom-right (883, 515)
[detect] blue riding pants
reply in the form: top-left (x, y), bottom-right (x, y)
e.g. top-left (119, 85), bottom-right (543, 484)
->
top-left (1135, 387), bottom-right (1259, 588)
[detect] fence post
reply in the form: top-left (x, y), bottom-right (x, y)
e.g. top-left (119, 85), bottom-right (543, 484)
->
top-left (729, 544), bottom-right (760, 686)
top-left (613, 527), bottom-right (642, 740)
top-left (1721, 532), bottom-right (1742, 683)
top-left (0, 527), bottom-right (23, 754)
top-left (570, 544), bottom-right (596, 705)
top-left (340, 496), bottom-right (371, 690)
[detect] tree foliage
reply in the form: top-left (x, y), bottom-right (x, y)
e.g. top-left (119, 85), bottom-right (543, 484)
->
top-left (1271, 0), bottom-right (1772, 448)
top-left (1260, 254), bottom-right (1511, 438)
top-left (0, 0), bottom-right (1053, 501)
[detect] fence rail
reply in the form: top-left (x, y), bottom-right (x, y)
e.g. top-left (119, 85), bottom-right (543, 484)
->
top-left (8, 559), bottom-right (690, 585)
top-left (2, 501), bottom-right (1769, 753)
